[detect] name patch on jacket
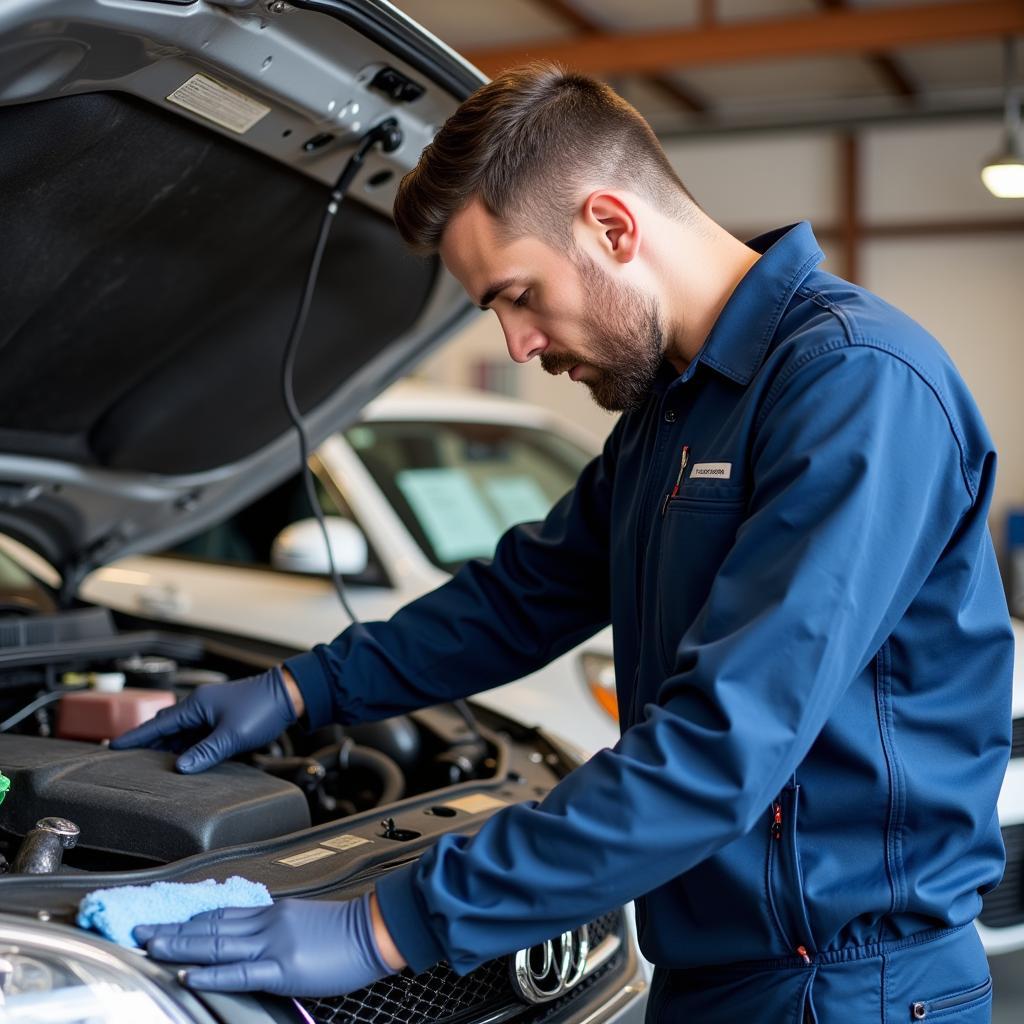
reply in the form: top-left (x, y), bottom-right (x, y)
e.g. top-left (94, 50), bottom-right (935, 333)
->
top-left (690, 462), bottom-right (732, 480)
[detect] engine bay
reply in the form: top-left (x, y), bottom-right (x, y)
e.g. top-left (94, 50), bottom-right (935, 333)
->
top-left (0, 606), bottom-right (517, 875)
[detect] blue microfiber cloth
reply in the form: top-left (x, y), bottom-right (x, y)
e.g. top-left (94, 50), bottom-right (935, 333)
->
top-left (77, 875), bottom-right (273, 948)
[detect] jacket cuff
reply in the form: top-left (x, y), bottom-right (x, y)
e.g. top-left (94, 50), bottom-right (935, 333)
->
top-left (282, 649), bottom-right (333, 731)
top-left (375, 861), bottom-right (447, 974)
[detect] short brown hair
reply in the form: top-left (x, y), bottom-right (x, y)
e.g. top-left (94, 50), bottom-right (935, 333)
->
top-left (393, 62), bottom-right (699, 255)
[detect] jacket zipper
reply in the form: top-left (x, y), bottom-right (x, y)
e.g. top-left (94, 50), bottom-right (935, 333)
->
top-left (768, 793), bottom-right (814, 965)
top-left (660, 445), bottom-right (690, 517)
top-left (910, 978), bottom-right (992, 1019)
top-left (633, 409), bottom-right (678, 637)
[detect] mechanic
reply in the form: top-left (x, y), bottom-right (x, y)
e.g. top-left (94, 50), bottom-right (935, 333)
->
top-left (114, 63), bottom-right (1014, 1022)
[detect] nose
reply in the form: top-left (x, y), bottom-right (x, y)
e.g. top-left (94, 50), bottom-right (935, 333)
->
top-left (502, 319), bottom-right (548, 364)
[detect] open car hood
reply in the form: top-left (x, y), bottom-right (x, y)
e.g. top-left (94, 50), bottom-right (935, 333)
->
top-left (0, 0), bottom-right (483, 597)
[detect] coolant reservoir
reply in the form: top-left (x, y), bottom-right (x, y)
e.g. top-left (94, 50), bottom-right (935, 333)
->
top-left (55, 689), bottom-right (175, 742)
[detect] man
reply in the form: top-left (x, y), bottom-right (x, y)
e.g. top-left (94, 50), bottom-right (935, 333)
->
top-left (114, 64), bottom-right (1013, 1021)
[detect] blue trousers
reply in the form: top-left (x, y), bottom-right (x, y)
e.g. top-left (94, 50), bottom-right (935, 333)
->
top-left (647, 925), bottom-right (991, 1022)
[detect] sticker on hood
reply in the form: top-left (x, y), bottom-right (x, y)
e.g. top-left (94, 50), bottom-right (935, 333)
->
top-left (167, 73), bottom-right (270, 134)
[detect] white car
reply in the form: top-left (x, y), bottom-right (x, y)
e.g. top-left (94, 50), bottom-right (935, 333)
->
top-left (82, 381), bottom-right (621, 755)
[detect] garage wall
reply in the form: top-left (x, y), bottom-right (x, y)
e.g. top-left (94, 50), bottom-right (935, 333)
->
top-left (859, 234), bottom-right (1024, 563)
top-left (665, 130), bottom-right (840, 235)
top-left (416, 115), bottom-right (1024, 562)
top-left (856, 121), bottom-right (1024, 568)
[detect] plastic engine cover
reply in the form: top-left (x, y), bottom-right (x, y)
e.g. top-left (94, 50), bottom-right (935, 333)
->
top-left (0, 735), bottom-right (310, 863)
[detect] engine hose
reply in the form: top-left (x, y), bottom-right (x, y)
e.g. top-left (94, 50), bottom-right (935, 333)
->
top-left (311, 741), bottom-right (405, 805)
top-left (249, 753), bottom-right (325, 793)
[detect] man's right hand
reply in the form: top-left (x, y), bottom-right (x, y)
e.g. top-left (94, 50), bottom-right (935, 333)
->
top-left (109, 666), bottom-right (300, 773)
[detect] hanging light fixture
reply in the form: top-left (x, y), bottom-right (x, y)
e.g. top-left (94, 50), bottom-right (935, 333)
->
top-left (981, 37), bottom-right (1024, 199)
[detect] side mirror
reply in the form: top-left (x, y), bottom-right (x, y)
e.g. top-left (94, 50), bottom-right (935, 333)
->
top-left (270, 517), bottom-right (369, 577)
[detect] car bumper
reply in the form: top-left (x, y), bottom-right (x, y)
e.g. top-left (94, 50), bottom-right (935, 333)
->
top-left (561, 973), bottom-right (649, 1024)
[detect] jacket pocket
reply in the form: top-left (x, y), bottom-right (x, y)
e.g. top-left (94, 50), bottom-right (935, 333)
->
top-left (655, 494), bottom-right (746, 672)
top-left (766, 782), bottom-right (818, 962)
top-left (910, 977), bottom-right (992, 1019)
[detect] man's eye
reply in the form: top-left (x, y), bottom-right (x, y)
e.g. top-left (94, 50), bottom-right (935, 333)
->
top-left (513, 290), bottom-right (530, 308)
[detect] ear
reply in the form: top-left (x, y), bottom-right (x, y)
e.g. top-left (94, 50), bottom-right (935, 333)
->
top-left (579, 191), bottom-right (640, 264)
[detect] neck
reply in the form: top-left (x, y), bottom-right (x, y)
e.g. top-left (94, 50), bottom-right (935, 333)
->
top-left (655, 215), bottom-right (761, 375)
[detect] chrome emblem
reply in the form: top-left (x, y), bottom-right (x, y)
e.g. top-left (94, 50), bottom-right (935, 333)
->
top-left (510, 926), bottom-right (590, 1004)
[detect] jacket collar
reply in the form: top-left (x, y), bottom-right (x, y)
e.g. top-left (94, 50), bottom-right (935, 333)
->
top-left (660, 221), bottom-right (825, 393)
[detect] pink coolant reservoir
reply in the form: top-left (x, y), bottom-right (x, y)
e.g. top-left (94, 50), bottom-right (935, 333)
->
top-left (55, 676), bottom-right (175, 742)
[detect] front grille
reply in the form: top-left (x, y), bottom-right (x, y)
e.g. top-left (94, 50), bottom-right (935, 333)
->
top-left (1011, 718), bottom-right (1024, 759)
top-left (979, 823), bottom-right (1024, 928)
top-left (299, 910), bottom-right (624, 1024)
top-left (582, 910), bottom-right (617, 949)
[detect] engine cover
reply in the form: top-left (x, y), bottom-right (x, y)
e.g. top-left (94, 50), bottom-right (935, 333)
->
top-left (0, 735), bottom-right (310, 863)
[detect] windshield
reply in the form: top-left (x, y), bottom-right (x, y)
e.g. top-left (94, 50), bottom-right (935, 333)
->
top-left (345, 420), bottom-right (594, 573)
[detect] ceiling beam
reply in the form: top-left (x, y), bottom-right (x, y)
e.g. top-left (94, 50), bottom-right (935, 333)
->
top-left (464, 1), bottom-right (1024, 79)
top-left (864, 52), bottom-right (919, 99)
top-left (817, 0), bottom-right (917, 98)
top-left (535, 0), bottom-right (594, 35)
top-left (656, 100), bottom-right (1003, 140)
top-left (532, 0), bottom-right (711, 113)
top-left (647, 76), bottom-right (711, 115)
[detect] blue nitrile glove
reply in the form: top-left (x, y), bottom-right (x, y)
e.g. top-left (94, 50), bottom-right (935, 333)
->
top-left (133, 893), bottom-right (392, 996)
top-left (109, 667), bottom-right (296, 774)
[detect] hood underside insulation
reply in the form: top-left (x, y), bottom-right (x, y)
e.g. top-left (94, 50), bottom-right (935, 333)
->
top-left (0, 91), bottom-right (437, 475)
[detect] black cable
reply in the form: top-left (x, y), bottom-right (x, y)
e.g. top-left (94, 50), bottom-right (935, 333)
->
top-left (281, 120), bottom-right (484, 740)
top-left (0, 686), bottom-right (86, 733)
top-left (280, 120), bottom-right (401, 632)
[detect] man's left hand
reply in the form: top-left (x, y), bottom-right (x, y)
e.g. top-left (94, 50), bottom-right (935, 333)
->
top-left (134, 892), bottom-right (396, 996)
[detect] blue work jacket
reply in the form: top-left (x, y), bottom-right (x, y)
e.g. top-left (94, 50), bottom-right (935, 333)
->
top-left (286, 223), bottom-right (1013, 1017)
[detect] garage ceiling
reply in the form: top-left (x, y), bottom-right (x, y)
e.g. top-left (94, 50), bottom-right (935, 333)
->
top-left (395, 0), bottom-right (1024, 134)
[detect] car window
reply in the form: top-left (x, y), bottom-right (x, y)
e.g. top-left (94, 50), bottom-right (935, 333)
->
top-left (345, 420), bottom-right (593, 574)
top-left (163, 466), bottom-right (387, 586)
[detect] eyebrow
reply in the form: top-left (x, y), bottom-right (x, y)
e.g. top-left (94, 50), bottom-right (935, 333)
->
top-left (478, 276), bottom-right (525, 311)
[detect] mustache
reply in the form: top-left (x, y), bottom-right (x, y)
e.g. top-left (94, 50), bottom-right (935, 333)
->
top-left (540, 352), bottom-right (583, 376)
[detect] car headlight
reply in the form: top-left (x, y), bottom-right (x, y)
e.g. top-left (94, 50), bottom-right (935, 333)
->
top-left (578, 652), bottom-right (618, 722)
top-left (0, 915), bottom-right (204, 1024)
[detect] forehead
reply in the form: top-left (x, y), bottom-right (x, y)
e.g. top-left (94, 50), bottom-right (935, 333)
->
top-left (439, 197), bottom-right (560, 299)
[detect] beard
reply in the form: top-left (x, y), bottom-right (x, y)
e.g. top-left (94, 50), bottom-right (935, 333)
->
top-left (540, 249), bottom-right (665, 413)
